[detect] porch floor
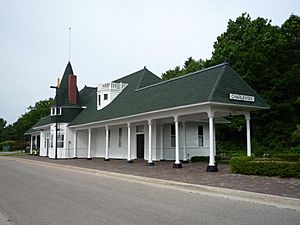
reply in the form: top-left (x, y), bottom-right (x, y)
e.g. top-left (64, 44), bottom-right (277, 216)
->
top-left (14, 155), bottom-right (300, 199)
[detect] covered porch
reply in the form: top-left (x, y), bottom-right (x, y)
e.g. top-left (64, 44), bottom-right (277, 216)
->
top-left (70, 103), bottom-right (255, 172)
top-left (29, 132), bottom-right (41, 155)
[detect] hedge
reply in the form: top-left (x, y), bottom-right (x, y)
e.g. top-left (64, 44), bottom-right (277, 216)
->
top-left (191, 156), bottom-right (209, 162)
top-left (230, 156), bottom-right (300, 178)
top-left (0, 141), bottom-right (16, 151)
top-left (191, 155), bottom-right (223, 163)
top-left (272, 153), bottom-right (300, 162)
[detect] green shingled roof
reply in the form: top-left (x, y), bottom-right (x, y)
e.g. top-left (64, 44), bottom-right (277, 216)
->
top-left (79, 86), bottom-right (97, 106)
top-left (27, 62), bottom-right (269, 133)
top-left (134, 67), bottom-right (162, 89)
top-left (29, 86), bottom-right (94, 131)
top-left (52, 61), bottom-right (82, 107)
top-left (69, 63), bottom-right (269, 127)
top-left (24, 115), bottom-right (52, 134)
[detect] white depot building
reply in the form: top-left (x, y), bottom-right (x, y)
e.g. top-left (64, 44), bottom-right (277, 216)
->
top-left (26, 62), bottom-right (269, 171)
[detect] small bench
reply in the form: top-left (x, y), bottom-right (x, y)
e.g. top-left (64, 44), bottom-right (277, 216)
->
top-left (220, 153), bottom-right (230, 161)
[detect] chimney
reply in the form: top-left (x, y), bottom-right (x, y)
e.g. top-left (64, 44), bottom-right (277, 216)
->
top-left (68, 74), bottom-right (77, 104)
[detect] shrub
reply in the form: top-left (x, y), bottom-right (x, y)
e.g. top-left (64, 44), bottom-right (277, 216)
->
top-left (272, 153), bottom-right (300, 162)
top-left (0, 141), bottom-right (16, 151)
top-left (230, 156), bottom-right (253, 173)
top-left (191, 155), bottom-right (227, 164)
top-left (230, 156), bottom-right (300, 178)
top-left (191, 156), bottom-right (209, 162)
top-left (14, 140), bottom-right (28, 150)
top-left (253, 158), bottom-right (284, 161)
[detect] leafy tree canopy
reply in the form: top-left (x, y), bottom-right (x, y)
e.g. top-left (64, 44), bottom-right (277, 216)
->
top-left (162, 13), bottom-right (300, 151)
top-left (0, 98), bottom-right (53, 142)
top-left (162, 57), bottom-right (206, 80)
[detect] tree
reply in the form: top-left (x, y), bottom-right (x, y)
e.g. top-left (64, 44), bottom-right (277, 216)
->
top-left (0, 98), bottom-right (54, 142)
top-left (209, 13), bottom-right (300, 150)
top-left (0, 118), bottom-right (7, 142)
top-left (13, 98), bottom-right (53, 140)
top-left (161, 13), bottom-right (300, 151)
top-left (162, 57), bottom-right (205, 80)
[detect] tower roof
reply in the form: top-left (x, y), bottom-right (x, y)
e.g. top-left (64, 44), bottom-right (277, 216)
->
top-left (52, 61), bottom-right (82, 107)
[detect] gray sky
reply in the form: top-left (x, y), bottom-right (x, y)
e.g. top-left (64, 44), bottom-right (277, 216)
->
top-left (1, 0), bottom-right (299, 125)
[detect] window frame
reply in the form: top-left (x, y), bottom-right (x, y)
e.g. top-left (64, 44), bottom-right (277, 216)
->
top-left (171, 124), bottom-right (175, 147)
top-left (136, 125), bottom-right (144, 134)
top-left (51, 107), bottom-right (62, 116)
top-left (198, 125), bottom-right (204, 147)
top-left (118, 128), bottom-right (122, 147)
top-left (98, 94), bottom-right (101, 106)
top-left (108, 129), bottom-right (111, 147)
top-left (50, 134), bottom-right (53, 148)
top-left (57, 134), bottom-right (64, 148)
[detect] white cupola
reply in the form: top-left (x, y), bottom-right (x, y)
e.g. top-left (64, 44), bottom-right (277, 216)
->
top-left (97, 82), bottom-right (127, 110)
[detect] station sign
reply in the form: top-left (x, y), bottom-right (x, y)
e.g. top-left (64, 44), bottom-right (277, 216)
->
top-left (229, 93), bottom-right (255, 102)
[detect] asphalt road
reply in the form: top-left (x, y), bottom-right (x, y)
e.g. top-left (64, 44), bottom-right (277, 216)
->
top-left (0, 157), bottom-right (299, 225)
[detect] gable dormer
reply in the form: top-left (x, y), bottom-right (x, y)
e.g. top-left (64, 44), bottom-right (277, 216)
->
top-left (97, 82), bottom-right (127, 110)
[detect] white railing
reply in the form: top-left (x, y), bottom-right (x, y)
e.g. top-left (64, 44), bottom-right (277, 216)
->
top-left (98, 82), bottom-right (127, 91)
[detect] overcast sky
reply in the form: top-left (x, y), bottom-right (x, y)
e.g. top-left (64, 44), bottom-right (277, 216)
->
top-left (1, 0), bottom-right (299, 125)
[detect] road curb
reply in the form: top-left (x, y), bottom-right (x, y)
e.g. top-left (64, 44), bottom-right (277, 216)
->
top-left (4, 156), bottom-right (300, 211)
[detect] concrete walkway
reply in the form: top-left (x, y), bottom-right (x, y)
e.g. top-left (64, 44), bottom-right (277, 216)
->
top-left (12, 155), bottom-right (300, 199)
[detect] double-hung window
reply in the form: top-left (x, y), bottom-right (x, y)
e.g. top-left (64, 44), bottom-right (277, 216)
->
top-left (118, 128), bottom-right (122, 147)
top-left (108, 129), bottom-right (111, 147)
top-left (171, 124), bottom-right (175, 147)
top-left (57, 134), bottom-right (64, 148)
top-left (50, 134), bottom-right (53, 148)
top-left (198, 126), bottom-right (203, 147)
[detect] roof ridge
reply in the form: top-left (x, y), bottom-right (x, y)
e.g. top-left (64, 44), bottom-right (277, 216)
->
top-left (135, 63), bottom-right (228, 92)
top-left (113, 68), bottom-right (145, 83)
top-left (79, 86), bottom-right (96, 92)
top-left (208, 64), bottom-right (227, 101)
top-left (135, 68), bottom-right (147, 90)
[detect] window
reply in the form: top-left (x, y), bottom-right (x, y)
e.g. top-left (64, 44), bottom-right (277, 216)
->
top-left (171, 124), bottom-right (175, 147)
top-left (198, 126), bottom-right (203, 147)
top-left (44, 132), bottom-right (49, 148)
top-left (51, 107), bottom-right (62, 116)
top-left (44, 134), bottom-right (47, 148)
top-left (98, 94), bottom-right (101, 106)
top-left (118, 128), bottom-right (122, 147)
top-left (136, 125), bottom-right (144, 133)
top-left (50, 134), bottom-right (53, 148)
top-left (108, 129), bottom-right (111, 147)
top-left (57, 134), bottom-right (64, 148)
top-left (104, 94), bottom-right (108, 100)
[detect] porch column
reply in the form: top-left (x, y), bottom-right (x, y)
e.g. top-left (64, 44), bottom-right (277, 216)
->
top-left (182, 122), bottom-right (188, 163)
top-left (127, 123), bottom-right (132, 163)
top-left (213, 122), bottom-right (216, 156)
top-left (87, 128), bottom-right (92, 160)
top-left (30, 135), bottom-right (33, 155)
top-left (105, 126), bottom-right (110, 161)
top-left (245, 112), bottom-right (251, 157)
top-left (207, 112), bottom-right (218, 172)
top-left (173, 116), bottom-right (182, 168)
top-left (147, 120), bottom-right (154, 166)
top-left (73, 130), bottom-right (77, 158)
top-left (160, 126), bottom-right (164, 160)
